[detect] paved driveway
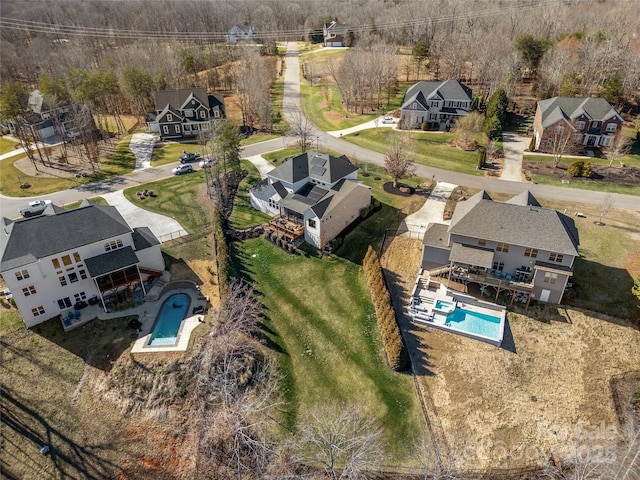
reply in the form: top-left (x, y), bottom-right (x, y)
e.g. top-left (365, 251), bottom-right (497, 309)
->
top-left (500, 132), bottom-right (529, 181)
top-left (102, 190), bottom-right (187, 243)
top-left (129, 133), bottom-right (156, 170)
top-left (245, 154), bottom-right (274, 179)
top-left (397, 182), bottom-right (456, 238)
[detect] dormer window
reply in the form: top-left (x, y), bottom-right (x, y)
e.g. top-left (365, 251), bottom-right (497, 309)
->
top-left (167, 114), bottom-right (173, 122)
top-left (200, 110), bottom-right (206, 119)
top-left (576, 121), bottom-right (585, 130)
top-left (591, 121), bottom-right (598, 128)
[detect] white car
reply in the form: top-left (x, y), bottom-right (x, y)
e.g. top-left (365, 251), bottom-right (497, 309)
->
top-left (199, 158), bottom-right (214, 168)
top-left (172, 164), bottom-right (194, 175)
top-left (20, 199), bottom-right (52, 217)
top-left (382, 116), bottom-right (395, 124)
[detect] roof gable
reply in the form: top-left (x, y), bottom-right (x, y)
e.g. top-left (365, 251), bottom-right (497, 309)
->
top-left (268, 151), bottom-right (357, 185)
top-left (155, 88), bottom-right (208, 112)
top-left (401, 80), bottom-right (472, 110)
top-left (538, 97), bottom-right (620, 128)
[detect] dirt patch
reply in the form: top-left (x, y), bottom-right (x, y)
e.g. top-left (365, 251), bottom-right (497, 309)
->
top-left (524, 161), bottom-right (640, 185)
top-left (325, 110), bottom-right (346, 122)
top-left (381, 235), bottom-right (640, 471)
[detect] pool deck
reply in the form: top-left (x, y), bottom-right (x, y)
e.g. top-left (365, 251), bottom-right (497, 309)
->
top-left (408, 269), bottom-right (506, 346)
top-left (130, 287), bottom-right (208, 353)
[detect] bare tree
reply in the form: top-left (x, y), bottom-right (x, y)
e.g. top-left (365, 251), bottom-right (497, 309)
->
top-left (384, 135), bottom-right (416, 188)
top-left (604, 134), bottom-right (632, 168)
top-left (294, 402), bottom-right (385, 480)
top-left (454, 111), bottom-right (485, 149)
top-left (549, 125), bottom-right (576, 168)
top-left (288, 108), bottom-right (315, 153)
top-left (596, 194), bottom-right (614, 226)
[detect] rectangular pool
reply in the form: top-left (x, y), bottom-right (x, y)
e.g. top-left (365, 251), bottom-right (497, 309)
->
top-left (445, 308), bottom-right (502, 340)
top-left (149, 293), bottom-right (190, 346)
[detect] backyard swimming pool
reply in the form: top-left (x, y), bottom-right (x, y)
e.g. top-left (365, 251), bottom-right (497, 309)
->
top-left (444, 308), bottom-right (502, 340)
top-left (149, 293), bottom-right (190, 346)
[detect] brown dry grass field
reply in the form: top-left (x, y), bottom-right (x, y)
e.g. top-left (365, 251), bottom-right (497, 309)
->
top-left (381, 208), bottom-right (640, 471)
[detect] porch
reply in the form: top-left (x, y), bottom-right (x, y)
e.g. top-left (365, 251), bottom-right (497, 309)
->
top-left (267, 214), bottom-right (305, 241)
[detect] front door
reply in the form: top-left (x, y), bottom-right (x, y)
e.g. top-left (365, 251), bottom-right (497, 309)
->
top-left (540, 289), bottom-right (551, 302)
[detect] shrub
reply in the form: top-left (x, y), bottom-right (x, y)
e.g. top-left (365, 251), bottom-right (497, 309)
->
top-left (583, 161), bottom-right (593, 178)
top-left (477, 146), bottom-right (486, 169)
top-left (568, 160), bottom-right (585, 177)
top-left (421, 121), bottom-right (428, 131)
top-left (484, 115), bottom-right (502, 140)
top-left (528, 136), bottom-right (536, 152)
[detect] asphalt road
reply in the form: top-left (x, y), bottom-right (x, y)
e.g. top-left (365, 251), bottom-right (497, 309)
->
top-left (1, 41), bottom-right (638, 218)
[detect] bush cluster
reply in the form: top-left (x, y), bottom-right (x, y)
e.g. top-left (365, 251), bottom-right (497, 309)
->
top-left (568, 160), bottom-right (593, 178)
top-left (363, 246), bottom-right (409, 371)
top-left (212, 207), bottom-right (230, 297)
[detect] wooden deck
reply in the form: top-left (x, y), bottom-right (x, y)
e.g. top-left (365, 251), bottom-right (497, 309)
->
top-left (268, 215), bottom-right (305, 240)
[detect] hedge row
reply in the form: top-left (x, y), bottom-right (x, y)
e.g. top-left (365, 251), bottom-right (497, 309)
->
top-left (212, 207), bottom-right (230, 298)
top-left (363, 246), bottom-right (409, 371)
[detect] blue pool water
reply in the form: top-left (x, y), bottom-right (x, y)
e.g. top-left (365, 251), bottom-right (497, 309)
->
top-left (445, 308), bottom-right (501, 340)
top-left (435, 299), bottom-right (454, 310)
top-left (149, 293), bottom-right (190, 346)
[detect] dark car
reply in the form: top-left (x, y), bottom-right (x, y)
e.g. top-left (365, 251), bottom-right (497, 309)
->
top-left (179, 152), bottom-right (199, 163)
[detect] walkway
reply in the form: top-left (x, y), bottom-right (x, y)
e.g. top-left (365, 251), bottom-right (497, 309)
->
top-left (397, 182), bottom-right (456, 239)
top-left (245, 154), bottom-right (274, 179)
top-left (500, 131), bottom-right (527, 181)
top-left (328, 117), bottom-right (396, 137)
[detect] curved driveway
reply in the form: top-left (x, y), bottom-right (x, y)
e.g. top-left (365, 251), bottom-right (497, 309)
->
top-left (1, 42), bottom-right (639, 218)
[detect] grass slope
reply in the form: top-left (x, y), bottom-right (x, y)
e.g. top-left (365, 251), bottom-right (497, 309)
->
top-left (232, 238), bottom-right (424, 462)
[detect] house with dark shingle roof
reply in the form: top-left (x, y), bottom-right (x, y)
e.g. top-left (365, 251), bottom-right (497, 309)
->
top-left (249, 151), bottom-right (371, 249)
top-left (322, 21), bottom-right (352, 47)
top-left (421, 190), bottom-right (579, 304)
top-left (400, 79), bottom-right (472, 130)
top-left (0, 200), bottom-right (165, 328)
top-left (533, 96), bottom-right (624, 152)
top-left (147, 88), bottom-right (225, 140)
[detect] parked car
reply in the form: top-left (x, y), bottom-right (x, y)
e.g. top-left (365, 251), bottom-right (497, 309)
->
top-left (19, 199), bottom-right (52, 218)
top-left (199, 158), bottom-right (214, 168)
top-left (172, 164), bottom-right (194, 175)
top-left (382, 116), bottom-right (395, 124)
top-left (179, 151), bottom-right (198, 163)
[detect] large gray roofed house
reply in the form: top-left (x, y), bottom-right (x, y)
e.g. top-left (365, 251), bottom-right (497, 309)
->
top-left (448, 191), bottom-right (579, 256)
top-left (155, 88), bottom-right (208, 111)
top-left (538, 97), bottom-right (620, 128)
top-left (0, 203), bottom-right (132, 271)
top-left (268, 151), bottom-right (357, 185)
top-left (401, 79), bottom-right (472, 110)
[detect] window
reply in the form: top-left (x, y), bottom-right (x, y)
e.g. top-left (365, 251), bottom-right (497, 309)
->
top-left (576, 121), bottom-right (585, 130)
top-left (59, 275), bottom-right (67, 286)
top-left (573, 133), bottom-right (582, 142)
top-left (74, 292), bottom-right (87, 302)
top-left (167, 114), bottom-right (173, 122)
top-left (214, 110), bottom-right (220, 118)
top-left (183, 109), bottom-right (193, 117)
top-left (57, 297), bottom-right (72, 309)
top-left (162, 126), bottom-right (169, 134)
top-left (546, 138), bottom-right (553, 148)
top-left (591, 121), bottom-right (599, 128)
top-left (200, 110), bottom-right (206, 119)
top-left (79, 269), bottom-right (87, 280)
top-left (605, 123), bottom-right (617, 133)
top-left (308, 219), bottom-right (316, 228)
top-left (52, 258), bottom-right (61, 269)
top-left (543, 272), bottom-right (558, 284)
top-left (15, 269), bottom-right (30, 281)
top-left (22, 285), bottom-right (37, 296)
top-left (68, 272), bottom-right (78, 283)
top-left (73, 252), bottom-right (81, 263)
top-left (412, 102), bottom-right (418, 109)
top-left (524, 248), bottom-right (538, 258)
top-left (548, 252), bottom-right (564, 263)
top-left (492, 261), bottom-right (504, 271)
top-left (62, 255), bottom-right (72, 266)
top-left (105, 239), bottom-right (123, 252)
top-left (175, 125), bottom-right (180, 133)
top-left (554, 126), bottom-right (564, 135)
top-left (478, 239), bottom-right (487, 246)
top-left (600, 136), bottom-right (612, 147)
top-left (32, 306), bottom-right (45, 317)
top-left (496, 243), bottom-right (509, 252)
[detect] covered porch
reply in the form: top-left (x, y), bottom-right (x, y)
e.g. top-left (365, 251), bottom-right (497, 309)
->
top-left (267, 212), bottom-right (305, 241)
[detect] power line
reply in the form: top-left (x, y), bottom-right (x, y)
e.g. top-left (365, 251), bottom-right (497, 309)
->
top-left (0, 1), bottom-right (564, 42)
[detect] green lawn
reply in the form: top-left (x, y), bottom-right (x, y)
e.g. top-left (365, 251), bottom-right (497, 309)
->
top-left (150, 142), bottom-right (204, 167)
top-left (123, 169), bottom-right (209, 233)
top-left (0, 136), bottom-right (137, 197)
top-left (231, 238), bottom-right (425, 462)
top-left (0, 136), bottom-right (19, 154)
top-left (228, 160), bottom-right (271, 229)
top-left (344, 129), bottom-right (483, 176)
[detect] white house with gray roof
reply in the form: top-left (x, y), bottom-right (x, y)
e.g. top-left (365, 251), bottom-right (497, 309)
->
top-left (0, 201), bottom-right (165, 328)
top-left (421, 190), bottom-right (579, 304)
top-left (249, 151), bottom-right (371, 249)
top-left (533, 96), bottom-right (624, 152)
top-left (400, 79), bottom-right (472, 130)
